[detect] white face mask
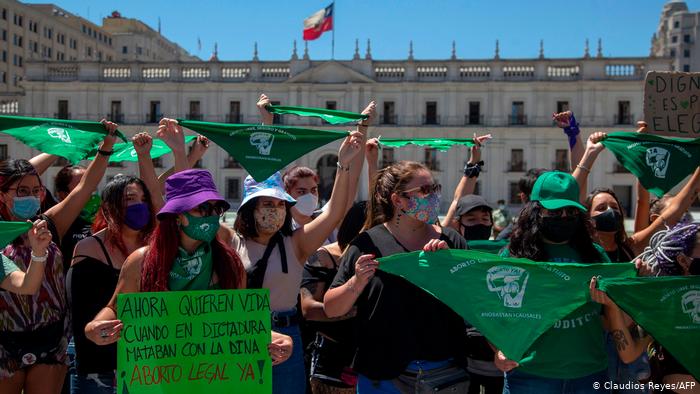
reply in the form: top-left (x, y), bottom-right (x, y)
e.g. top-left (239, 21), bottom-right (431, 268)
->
top-left (293, 193), bottom-right (318, 217)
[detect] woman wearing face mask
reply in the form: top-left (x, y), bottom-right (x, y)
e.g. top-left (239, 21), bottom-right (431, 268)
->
top-left (591, 221), bottom-right (700, 393)
top-left (283, 166), bottom-right (323, 224)
top-left (324, 161), bottom-right (470, 393)
top-left (0, 121), bottom-right (119, 394)
top-left (495, 171), bottom-right (614, 394)
top-left (231, 119), bottom-right (367, 394)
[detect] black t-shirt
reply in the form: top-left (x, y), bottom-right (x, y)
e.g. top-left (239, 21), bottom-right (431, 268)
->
top-left (330, 224), bottom-right (469, 380)
top-left (60, 217), bottom-right (93, 273)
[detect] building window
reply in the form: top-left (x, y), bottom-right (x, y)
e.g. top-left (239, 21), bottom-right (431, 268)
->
top-left (508, 149), bottom-right (525, 172)
top-left (684, 49), bottom-right (691, 58)
top-left (226, 178), bottom-right (241, 200)
top-left (554, 149), bottom-right (569, 171)
top-left (617, 101), bottom-right (631, 124)
top-left (1, 9), bottom-right (6, 20)
top-left (381, 147), bottom-right (395, 168)
top-left (122, 46), bottom-right (128, 54)
top-left (149, 101), bottom-right (162, 123)
top-left (424, 101), bottom-right (438, 125)
top-left (86, 46), bottom-right (92, 57)
top-left (152, 158), bottom-right (163, 168)
top-left (0, 71), bottom-right (5, 83)
top-left (510, 101), bottom-right (526, 125)
top-left (556, 101), bottom-right (569, 113)
top-left (1, 29), bottom-right (6, 41)
top-left (684, 64), bottom-right (691, 72)
top-left (672, 35), bottom-right (678, 43)
top-left (13, 34), bottom-right (22, 47)
top-left (1, 51), bottom-right (5, 62)
top-left (671, 48), bottom-right (676, 57)
top-left (0, 144), bottom-right (7, 161)
top-left (382, 101), bottom-right (396, 124)
top-left (674, 21), bottom-right (680, 28)
top-left (110, 101), bottom-right (122, 123)
top-left (424, 148), bottom-right (440, 171)
top-left (57, 100), bottom-right (69, 120)
top-left (325, 101), bottom-right (337, 110)
top-left (684, 34), bottom-right (691, 43)
top-left (224, 155), bottom-right (241, 169)
top-left (228, 101), bottom-right (241, 123)
top-left (467, 101), bottom-right (481, 125)
top-left (188, 101), bottom-right (202, 120)
top-left (14, 13), bottom-right (23, 26)
top-left (136, 46), bottom-right (143, 55)
top-left (508, 182), bottom-right (521, 204)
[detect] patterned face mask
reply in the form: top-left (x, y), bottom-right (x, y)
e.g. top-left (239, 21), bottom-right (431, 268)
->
top-left (401, 193), bottom-right (440, 224)
top-left (254, 207), bottom-right (286, 234)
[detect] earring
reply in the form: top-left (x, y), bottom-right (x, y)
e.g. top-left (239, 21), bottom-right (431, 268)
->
top-left (395, 212), bottom-right (401, 226)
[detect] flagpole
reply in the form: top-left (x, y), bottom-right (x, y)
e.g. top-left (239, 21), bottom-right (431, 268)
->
top-left (331, 2), bottom-right (335, 60)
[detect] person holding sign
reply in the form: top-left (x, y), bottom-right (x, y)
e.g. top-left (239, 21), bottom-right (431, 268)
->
top-left (232, 102), bottom-right (370, 394)
top-left (0, 220), bottom-right (52, 294)
top-left (495, 171), bottom-right (613, 393)
top-left (0, 120), bottom-right (119, 394)
top-left (66, 132), bottom-right (162, 394)
top-left (324, 161), bottom-right (471, 393)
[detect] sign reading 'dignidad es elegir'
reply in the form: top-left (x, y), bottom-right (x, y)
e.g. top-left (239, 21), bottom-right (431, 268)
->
top-left (644, 71), bottom-right (700, 138)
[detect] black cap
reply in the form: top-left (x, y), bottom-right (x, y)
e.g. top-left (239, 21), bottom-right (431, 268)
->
top-left (456, 195), bottom-right (492, 217)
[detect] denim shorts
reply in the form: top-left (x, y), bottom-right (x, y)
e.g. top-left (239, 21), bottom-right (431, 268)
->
top-left (503, 369), bottom-right (609, 394)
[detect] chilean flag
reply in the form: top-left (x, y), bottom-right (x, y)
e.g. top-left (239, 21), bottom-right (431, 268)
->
top-left (303, 3), bottom-right (334, 41)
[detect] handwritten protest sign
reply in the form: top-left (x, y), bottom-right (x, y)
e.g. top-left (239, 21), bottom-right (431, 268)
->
top-left (117, 289), bottom-right (272, 394)
top-left (644, 71), bottom-right (700, 137)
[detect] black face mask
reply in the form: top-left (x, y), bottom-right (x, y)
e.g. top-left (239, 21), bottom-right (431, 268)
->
top-left (541, 216), bottom-right (579, 243)
top-left (461, 223), bottom-right (492, 241)
top-left (592, 208), bottom-right (622, 233)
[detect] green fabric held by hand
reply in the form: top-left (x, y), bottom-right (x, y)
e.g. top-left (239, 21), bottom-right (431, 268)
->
top-left (377, 249), bottom-right (635, 370)
top-left (467, 240), bottom-right (509, 254)
top-left (168, 242), bottom-right (214, 291)
top-left (0, 221), bottom-right (32, 249)
top-left (86, 135), bottom-right (196, 163)
top-left (178, 120), bottom-right (348, 181)
top-left (266, 105), bottom-right (368, 125)
top-left (598, 276), bottom-right (700, 381)
top-left (379, 138), bottom-right (475, 152)
top-left (601, 132), bottom-right (700, 197)
top-left (0, 115), bottom-right (127, 164)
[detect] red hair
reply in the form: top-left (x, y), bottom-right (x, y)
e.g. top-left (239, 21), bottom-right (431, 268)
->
top-left (282, 166), bottom-right (319, 192)
top-left (141, 216), bottom-right (246, 292)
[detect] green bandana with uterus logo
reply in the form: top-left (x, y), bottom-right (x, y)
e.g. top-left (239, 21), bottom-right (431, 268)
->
top-left (379, 138), bottom-right (475, 152)
top-left (168, 243), bottom-right (214, 291)
top-left (177, 120), bottom-right (348, 181)
top-left (86, 136), bottom-right (197, 163)
top-left (601, 132), bottom-right (700, 197)
top-left (0, 115), bottom-right (127, 164)
top-left (598, 276), bottom-right (700, 381)
top-left (266, 105), bottom-right (368, 125)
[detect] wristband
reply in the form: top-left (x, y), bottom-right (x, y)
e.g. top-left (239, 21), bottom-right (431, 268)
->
top-left (576, 164), bottom-right (590, 173)
top-left (563, 113), bottom-right (580, 149)
top-left (97, 149), bottom-right (114, 156)
top-left (31, 251), bottom-right (48, 262)
top-left (336, 162), bottom-right (350, 171)
top-left (463, 161), bottom-right (484, 178)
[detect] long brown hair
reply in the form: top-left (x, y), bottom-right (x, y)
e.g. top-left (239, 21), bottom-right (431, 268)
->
top-left (141, 215), bottom-right (246, 292)
top-left (364, 161), bottom-right (429, 230)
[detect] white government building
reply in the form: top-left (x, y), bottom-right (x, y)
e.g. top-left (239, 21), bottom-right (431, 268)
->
top-left (2, 0), bottom-right (698, 216)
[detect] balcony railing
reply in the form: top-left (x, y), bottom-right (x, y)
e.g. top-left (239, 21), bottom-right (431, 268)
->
top-left (146, 113), bottom-right (163, 124)
top-left (187, 114), bottom-right (204, 121)
top-left (509, 115), bottom-right (527, 125)
top-left (507, 161), bottom-right (527, 172)
top-left (613, 114), bottom-right (634, 125)
top-left (109, 113), bottom-right (124, 123)
top-left (465, 114), bottom-right (484, 125)
top-left (54, 112), bottom-right (71, 120)
top-left (422, 115), bottom-right (440, 125)
top-left (381, 114), bottom-right (398, 125)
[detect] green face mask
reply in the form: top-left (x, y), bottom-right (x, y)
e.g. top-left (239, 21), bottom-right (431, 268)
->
top-left (181, 212), bottom-right (220, 243)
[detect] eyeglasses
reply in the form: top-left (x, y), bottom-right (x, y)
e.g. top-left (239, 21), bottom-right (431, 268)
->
top-left (540, 207), bottom-right (579, 218)
top-left (8, 186), bottom-right (45, 197)
top-left (195, 202), bottom-right (225, 217)
top-left (401, 183), bottom-right (442, 197)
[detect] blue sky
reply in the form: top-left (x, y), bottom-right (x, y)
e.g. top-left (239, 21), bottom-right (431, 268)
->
top-left (25, 0), bottom-right (700, 61)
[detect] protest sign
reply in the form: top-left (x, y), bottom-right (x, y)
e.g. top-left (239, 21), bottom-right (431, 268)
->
top-left (117, 289), bottom-right (272, 394)
top-left (644, 71), bottom-right (700, 137)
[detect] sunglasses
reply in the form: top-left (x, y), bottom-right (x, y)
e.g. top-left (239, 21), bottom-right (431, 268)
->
top-left (8, 186), bottom-right (45, 197)
top-left (401, 183), bottom-right (442, 197)
top-left (195, 202), bottom-right (226, 217)
top-left (540, 206), bottom-right (579, 218)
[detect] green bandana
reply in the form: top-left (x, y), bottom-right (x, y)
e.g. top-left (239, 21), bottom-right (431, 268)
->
top-left (79, 194), bottom-right (101, 223)
top-left (0, 221), bottom-right (32, 248)
top-left (378, 249), bottom-right (636, 364)
top-left (601, 132), bottom-right (700, 197)
top-left (168, 243), bottom-right (214, 291)
top-left (86, 135), bottom-right (197, 163)
top-left (598, 276), bottom-right (700, 381)
top-left (379, 138), bottom-right (475, 152)
top-left (467, 240), bottom-right (510, 254)
top-left (266, 105), bottom-right (368, 125)
top-left (0, 115), bottom-right (127, 164)
top-left (177, 120), bottom-right (348, 181)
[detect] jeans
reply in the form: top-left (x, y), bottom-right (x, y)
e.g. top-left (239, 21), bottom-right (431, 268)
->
top-left (273, 322), bottom-right (306, 394)
top-left (606, 333), bottom-right (651, 394)
top-left (503, 369), bottom-right (609, 394)
top-left (70, 373), bottom-right (116, 394)
top-left (356, 360), bottom-right (452, 394)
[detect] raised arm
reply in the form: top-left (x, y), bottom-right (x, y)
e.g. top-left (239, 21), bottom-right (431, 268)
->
top-left (132, 132), bottom-right (165, 211)
top-left (29, 153), bottom-right (59, 176)
top-left (572, 131), bottom-right (606, 203)
top-left (554, 111), bottom-right (584, 171)
top-left (157, 118), bottom-right (188, 174)
top-left (441, 134), bottom-right (491, 228)
top-left (292, 130), bottom-right (365, 263)
top-left (0, 219), bottom-right (51, 295)
top-left (257, 94), bottom-right (273, 125)
top-left (157, 135), bottom-right (209, 191)
top-left (45, 120), bottom-right (117, 238)
top-left (343, 102), bottom-right (375, 213)
top-left (365, 137), bottom-right (379, 192)
top-left (632, 122), bottom-right (651, 233)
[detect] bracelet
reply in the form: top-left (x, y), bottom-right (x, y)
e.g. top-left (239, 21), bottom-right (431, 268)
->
top-left (31, 251), bottom-right (48, 262)
top-left (336, 161), bottom-right (350, 171)
top-left (576, 164), bottom-right (590, 173)
top-left (97, 149), bottom-right (114, 156)
top-left (463, 161), bottom-right (484, 178)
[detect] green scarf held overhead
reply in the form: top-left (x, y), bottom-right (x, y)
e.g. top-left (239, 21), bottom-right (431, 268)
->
top-left (378, 249), bottom-right (636, 361)
top-left (598, 276), bottom-right (700, 381)
top-left (379, 138), bottom-right (475, 152)
top-left (266, 105), bottom-right (368, 125)
top-left (0, 115), bottom-right (127, 164)
top-left (0, 221), bottom-right (32, 248)
top-left (601, 132), bottom-right (700, 197)
top-left (177, 120), bottom-right (348, 181)
top-left (85, 136), bottom-right (197, 163)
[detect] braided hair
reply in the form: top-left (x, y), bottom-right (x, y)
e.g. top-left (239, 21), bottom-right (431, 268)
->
top-left (637, 220), bottom-right (700, 276)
